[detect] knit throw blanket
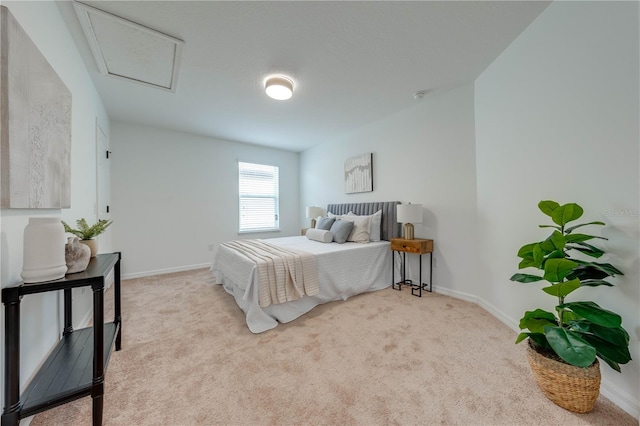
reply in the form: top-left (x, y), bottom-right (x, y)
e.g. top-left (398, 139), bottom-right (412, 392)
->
top-left (221, 239), bottom-right (319, 307)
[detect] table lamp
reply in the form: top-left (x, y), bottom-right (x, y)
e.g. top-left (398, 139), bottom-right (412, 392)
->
top-left (306, 206), bottom-right (323, 228)
top-left (396, 203), bottom-right (422, 239)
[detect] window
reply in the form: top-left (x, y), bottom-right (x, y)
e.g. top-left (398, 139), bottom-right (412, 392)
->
top-left (238, 161), bottom-right (279, 233)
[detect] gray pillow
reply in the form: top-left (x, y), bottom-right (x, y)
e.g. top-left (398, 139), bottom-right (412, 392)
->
top-left (316, 217), bottom-right (335, 230)
top-left (329, 219), bottom-right (354, 244)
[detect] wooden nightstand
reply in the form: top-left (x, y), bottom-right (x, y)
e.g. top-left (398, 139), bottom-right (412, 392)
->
top-left (390, 238), bottom-right (434, 297)
top-left (301, 228), bottom-right (308, 236)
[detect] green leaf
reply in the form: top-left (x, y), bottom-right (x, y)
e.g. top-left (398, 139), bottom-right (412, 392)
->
top-left (566, 262), bottom-right (623, 281)
top-left (543, 258), bottom-right (578, 282)
top-left (542, 279), bottom-right (580, 297)
top-left (539, 239), bottom-right (556, 254)
top-left (515, 333), bottom-right (529, 344)
top-left (518, 257), bottom-right (539, 269)
top-left (538, 200), bottom-right (560, 217)
top-left (550, 203), bottom-right (584, 226)
top-left (591, 262), bottom-right (623, 276)
top-left (527, 333), bottom-right (551, 349)
top-left (549, 231), bottom-right (566, 251)
top-left (596, 355), bottom-right (621, 373)
top-left (565, 233), bottom-right (606, 243)
top-left (570, 321), bottom-right (630, 347)
top-left (566, 265), bottom-right (609, 281)
top-left (545, 250), bottom-right (566, 260)
top-left (544, 325), bottom-right (596, 367)
top-left (539, 224), bottom-right (562, 230)
top-left (579, 279), bottom-right (614, 287)
top-left (565, 221), bottom-right (605, 234)
top-left (562, 310), bottom-right (578, 322)
top-left (581, 335), bottom-right (632, 365)
top-left (532, 244), bottom-right (544, 264)
top-left (567, 242), bottom-right (604, 258)
top-left (517, 243), bottom-right (538, 258)
top-left (510, 273), bottom-right (543, 283)
top-left (560, 301), bottom-right (622, 328)
top-left (519, 309), bottom-right (557, 333)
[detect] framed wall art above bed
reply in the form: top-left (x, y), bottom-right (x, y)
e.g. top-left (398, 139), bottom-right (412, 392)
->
top-left (344, 153), bottom-right (373, 194)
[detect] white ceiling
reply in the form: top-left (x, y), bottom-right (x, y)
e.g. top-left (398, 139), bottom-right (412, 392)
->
top-left (57, 1), bottom-right (550, 152)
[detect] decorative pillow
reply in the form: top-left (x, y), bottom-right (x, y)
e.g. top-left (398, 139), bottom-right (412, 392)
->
top-left (341, 215), bottom-right (371, 243)
top-left (347, 210), bottom-right (382, 241)
top-left (306, 228), bottom-right (333, 243)
top-left (329, 219), bottom-right (354, 244)
top-left (328, 212), bottom-right (345, 220)
top-left (315, 217), bottom-right (335, 230)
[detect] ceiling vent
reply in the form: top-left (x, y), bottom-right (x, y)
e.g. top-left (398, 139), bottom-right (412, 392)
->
top-left (73, 1), bottom-right (184, 92)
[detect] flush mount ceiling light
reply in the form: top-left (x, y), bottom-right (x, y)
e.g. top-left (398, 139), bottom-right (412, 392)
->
top-left (264, 75), bottom-right (294, 100)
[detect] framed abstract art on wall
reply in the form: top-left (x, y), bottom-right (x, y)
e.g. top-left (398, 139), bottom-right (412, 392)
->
top-left (344, 152), bottom-right (373, 194)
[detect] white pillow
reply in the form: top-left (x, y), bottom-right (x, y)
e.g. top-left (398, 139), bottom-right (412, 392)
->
top-left (306, 228), bottom-right (333, 243)
top-left (347, 210), bottom-right (382, 241)
top-left (341, 215), bottom-right (371, 243)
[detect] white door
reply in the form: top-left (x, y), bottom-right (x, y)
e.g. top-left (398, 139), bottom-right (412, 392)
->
top-left (96, 120), bottom-right (112, 253)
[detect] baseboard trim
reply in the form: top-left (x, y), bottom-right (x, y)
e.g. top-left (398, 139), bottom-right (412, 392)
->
top-left (433, 285), bottom-right (639, 419)
top-left (122, 263), bottom-right (210, 280)
top-left (600, 381), bottom-right (640, 421)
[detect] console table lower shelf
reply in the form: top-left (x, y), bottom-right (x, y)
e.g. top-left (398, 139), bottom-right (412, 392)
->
top-left (20, 323), bottom-right (119, 418)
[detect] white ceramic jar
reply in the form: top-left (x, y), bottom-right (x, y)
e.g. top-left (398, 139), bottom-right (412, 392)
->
top-left (21, 217), bottom-right (67, 283)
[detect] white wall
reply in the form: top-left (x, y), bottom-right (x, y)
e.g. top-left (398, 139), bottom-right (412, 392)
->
top-left (0, 0), bottom-right (110, 413)
top-left (300, 83), bottom-right (479, 298)
top-left (110, 121), bottom-right (300, 278)
top-left (300, 1), bottom-right (639, 417)
top-left (475, 0), bottom-right (639, 417)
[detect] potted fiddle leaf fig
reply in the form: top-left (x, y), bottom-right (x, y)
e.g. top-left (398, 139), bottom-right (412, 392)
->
top-left (62, 218), bottom-right (112, 257)
top-left (510, 200), bottom-right (631, 413)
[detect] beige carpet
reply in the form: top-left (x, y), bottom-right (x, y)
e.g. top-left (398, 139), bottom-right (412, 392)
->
top-left (31, 268), bottom-right (635, 425)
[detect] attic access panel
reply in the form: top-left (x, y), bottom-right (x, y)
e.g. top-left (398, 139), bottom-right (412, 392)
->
top-left (73, 1), bottom-right (184, 92)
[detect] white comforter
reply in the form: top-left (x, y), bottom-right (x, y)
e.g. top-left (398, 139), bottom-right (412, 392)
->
top-left (212, 236), bottom-right (393, 333)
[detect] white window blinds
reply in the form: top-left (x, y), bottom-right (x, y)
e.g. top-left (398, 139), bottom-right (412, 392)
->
top-left (238, 161), bottom-right (280, 233)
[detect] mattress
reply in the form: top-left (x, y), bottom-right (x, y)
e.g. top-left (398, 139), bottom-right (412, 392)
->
top-left (212, 236), bottom-right (394, 333)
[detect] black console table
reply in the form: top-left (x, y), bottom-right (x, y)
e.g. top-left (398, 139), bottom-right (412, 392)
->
top-left (2, 252), bottom-right (122, 426)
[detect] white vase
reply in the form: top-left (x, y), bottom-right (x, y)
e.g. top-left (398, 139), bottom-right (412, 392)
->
top-left (21, 217), bottom-right (67, 283)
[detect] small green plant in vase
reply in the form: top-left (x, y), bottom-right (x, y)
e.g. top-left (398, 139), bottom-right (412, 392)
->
top-left (510, 200), bottom-right (631, 412)
top-left (62, 218), bottom-right (112, 257)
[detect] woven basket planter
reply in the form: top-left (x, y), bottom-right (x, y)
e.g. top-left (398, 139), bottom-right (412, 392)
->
top-left (526, 340), bottom-right (601, 413)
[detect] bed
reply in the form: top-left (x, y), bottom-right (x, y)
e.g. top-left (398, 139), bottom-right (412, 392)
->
top-left (211, 201), bottom-right (401, 333)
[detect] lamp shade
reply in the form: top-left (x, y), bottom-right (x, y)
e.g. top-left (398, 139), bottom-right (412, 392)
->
top-left (396, 203), bottom-right (422, 224)
top-left (306, 206), bottom-right (323, 219)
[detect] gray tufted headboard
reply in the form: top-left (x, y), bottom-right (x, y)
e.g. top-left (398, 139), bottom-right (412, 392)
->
top-left (326, 201), bottom-right (401, 241)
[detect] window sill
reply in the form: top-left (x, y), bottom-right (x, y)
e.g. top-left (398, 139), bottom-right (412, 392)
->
top-left (238, 229), bottom-right (281, 234)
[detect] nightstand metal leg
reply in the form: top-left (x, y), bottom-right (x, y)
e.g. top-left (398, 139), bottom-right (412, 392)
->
top-left (411, 254), bottom-right (423, 297)
top-left (427, 252), bottom-right (433, 292)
